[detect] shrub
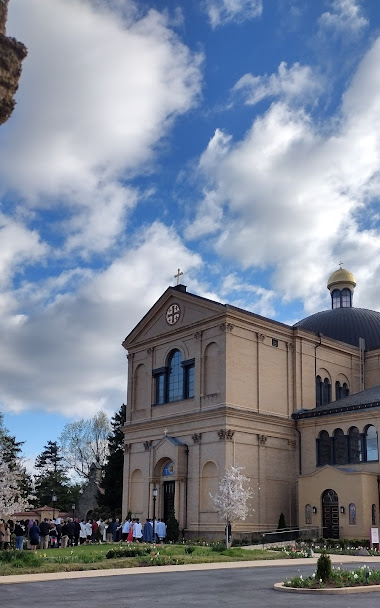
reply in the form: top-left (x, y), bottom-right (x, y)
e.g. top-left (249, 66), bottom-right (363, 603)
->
top-left (0, 550), bottom-right (42, 567)
top-left (316, 551), bottom-right (332, 582)
top-left (184, 546), bottom-right (195, 554)
top-left (138, 554), bottom-right (185, 566)
top-left (210, 541), bottom-right (225, 552)
top-left (105, 546), bottom-right (149, 559)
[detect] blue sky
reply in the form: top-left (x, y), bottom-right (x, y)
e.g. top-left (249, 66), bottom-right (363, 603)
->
top-left (2, 0), bottom-right (380, 468)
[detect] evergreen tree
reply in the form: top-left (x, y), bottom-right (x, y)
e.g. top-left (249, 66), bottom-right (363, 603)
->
top-left (0, 413), bottom-right (32, 515)
top-left (98, 404), bottom-right (126, 515)
top-left (34, 440), bottom-right (72, 510)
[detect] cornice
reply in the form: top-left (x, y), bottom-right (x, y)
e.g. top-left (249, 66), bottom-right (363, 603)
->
top-left (293, 400), bottom-right (380, 422)
top-left (121, 403), bottom-right (295, 435)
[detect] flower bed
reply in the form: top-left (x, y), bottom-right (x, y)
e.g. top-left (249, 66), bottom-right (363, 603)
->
top-left (284, 552), bottom-right (380, 589)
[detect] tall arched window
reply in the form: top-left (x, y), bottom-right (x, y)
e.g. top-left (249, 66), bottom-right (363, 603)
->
top-left (152, 350), bottom-right (195, 406)
top-left (332, 289), bottom-right (341, 309)
top-left (333, 428), bottom-right (346, 464)
top-left (316, 376), bottom-right (331, 407)
top-left (316, 376), bottom-right (322, 407)
top-left (335, 381), bottom-right (350, 401)
top-left (348, 427), bottom-right (362, 463)
top-left (318, 430), bottom-right (331, 466)
top-left (335, 381), bottom-right (341, 401)
top-left (349, 503), bottom-right (356, 525)
top-left (341, 288), bottom-right (351, 307)
top-left (365, 425), bottom-right (378, 462)
top-left (322, 378), bottom-right (331, 405)
top-left (168, 349), bottom-right (183, 402)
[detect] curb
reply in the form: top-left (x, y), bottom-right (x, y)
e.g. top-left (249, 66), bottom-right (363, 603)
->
top-left (274, 581), bottom-right (380, 594)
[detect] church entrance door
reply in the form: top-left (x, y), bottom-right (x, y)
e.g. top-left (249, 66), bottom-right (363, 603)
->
top-left (322, 489), bottom-right (339, 538)
top-left (163, 480), bottom-right (175, 522)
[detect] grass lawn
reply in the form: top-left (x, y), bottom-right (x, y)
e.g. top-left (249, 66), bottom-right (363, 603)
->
top-left (0, 543), bottom-right (288, 576)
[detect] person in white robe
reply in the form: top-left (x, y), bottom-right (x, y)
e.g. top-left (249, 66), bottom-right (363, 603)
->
top-left (133, 519), bottom-right (143, 542)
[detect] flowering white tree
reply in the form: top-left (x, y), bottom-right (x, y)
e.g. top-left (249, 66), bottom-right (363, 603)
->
top-left (210, 466), bottom-right (253, 547)
top-left (0, 458), bottom-right (30, 517)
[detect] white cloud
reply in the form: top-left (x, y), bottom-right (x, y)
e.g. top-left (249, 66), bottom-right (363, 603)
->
top-left (0, 223), bottom-right (202, 417)
top-left (221, 273), bottom-right (276, 317)
top-left (233, 62), bottom-right (323, 107)
top-left (3, 0), bottom-right (202, 257)
top-left (203, 0), bottom-right (262, 29)
top-left (186, 36), bottom-right (380, 313)
top-left (319, 0), bottom-right (368, 35)
top-left (0, 214), bottom-right (47, 289)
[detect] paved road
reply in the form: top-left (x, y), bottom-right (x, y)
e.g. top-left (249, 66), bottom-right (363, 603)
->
top-left (2, 563), bottom-right (380, 608)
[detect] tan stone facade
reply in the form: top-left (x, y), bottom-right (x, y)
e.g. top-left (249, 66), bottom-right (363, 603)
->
top-left (121, 281), bottom-right (380, 539)
top-left (0, 0), bottom-right (27, 126)
top-left (296, 392), bottom-right (380, 539)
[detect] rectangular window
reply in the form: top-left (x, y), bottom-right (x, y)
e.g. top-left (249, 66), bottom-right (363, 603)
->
top-left (182, 358), bottom-right (195, 400)
top-left (272, 338), bottom-right (278, 347)
top-left (186, 365), bottom-right (195, 398)
top-left (156, 373), bottom-right (165, 404)
top-left (152, 367), bottom-right (167, 405)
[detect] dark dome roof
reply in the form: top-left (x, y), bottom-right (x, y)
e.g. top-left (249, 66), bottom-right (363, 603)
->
top-left (294, 307), bottom-right (380, 351)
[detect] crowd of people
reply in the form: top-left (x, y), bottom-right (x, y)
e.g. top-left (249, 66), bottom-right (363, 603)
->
top-left (0, 516), bottom-right (167, 550)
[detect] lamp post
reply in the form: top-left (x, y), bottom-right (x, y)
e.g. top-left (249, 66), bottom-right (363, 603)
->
top-left (72, 503), bottom-right (76, 519)
top-left (52, 493), bottom-right (57, 520)
top-left (152, 486), bottom-right (158, 542)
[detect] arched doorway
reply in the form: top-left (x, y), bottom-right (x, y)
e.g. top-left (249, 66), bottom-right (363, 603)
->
top-left (322, 489), bottom-right (339, 538)
top-left (162, 461), bottom-right (175, 522)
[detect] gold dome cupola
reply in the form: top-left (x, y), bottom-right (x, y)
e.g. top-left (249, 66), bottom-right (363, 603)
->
top-left (327, 264), bottom-right (356, 309)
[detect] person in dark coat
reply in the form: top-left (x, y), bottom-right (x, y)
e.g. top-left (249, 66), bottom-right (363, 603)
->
top-left (66, 519), bottom-right (75, 546)
top-left (29, 520), bottom-right (40, 550)
top-left (74, 519), bottom-right (80, 546)
top-left (142, 519), bottom-right (153, 542)
top-left (14, 520), bottom-right (25, 550)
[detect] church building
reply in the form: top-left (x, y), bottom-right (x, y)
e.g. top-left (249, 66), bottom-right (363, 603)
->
top-left (121, 267), bottom-right (380, 540)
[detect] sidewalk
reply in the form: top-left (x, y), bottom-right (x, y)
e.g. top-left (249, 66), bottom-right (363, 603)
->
top-left (1, 554), bottom-right (380, 585)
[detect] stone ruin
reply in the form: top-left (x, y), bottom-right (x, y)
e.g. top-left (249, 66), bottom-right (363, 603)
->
top-left (0, 0), bottom-right (27, 125)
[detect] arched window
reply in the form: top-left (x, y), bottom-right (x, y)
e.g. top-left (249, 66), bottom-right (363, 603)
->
top-left (322, 378), bottom-right (331, 405)
top-left (317, 430), bottom-right (331, 466)
top-left (332, 289), bottom-right (341, 309)
top-left (168, 349), bottom-right (183, 402)
top-left (349, 503), bottom-right (356, 525)
top-left (335, 381), bottom-right (341, 401)
top-left (305, 504), bottom-right (312, 525)
top-left (365, 425), bottom-right (378, 462)
top-left (333, 428), bottom-right (346, 464)
top-left (372, 504), bottom-right (377, 526)
top-left (341, 288), bottom-right (351, 307)
top-left (316, 376), bottom-right (331, 407)
top-left (348, 427), bottom-right (362, 463)
top-left (316, 376), bottom-right (322, 407)
top-left (335, 381), bottom-right (350, 401)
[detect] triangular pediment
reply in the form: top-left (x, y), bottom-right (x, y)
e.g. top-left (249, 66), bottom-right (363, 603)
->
top-left (123, 286), bottom-right (225, 349)
top-left (152, 435), bottom-right (187, 479)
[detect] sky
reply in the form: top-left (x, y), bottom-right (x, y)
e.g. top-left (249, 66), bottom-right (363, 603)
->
top-left (2, 0), bottom-right (380, 469)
